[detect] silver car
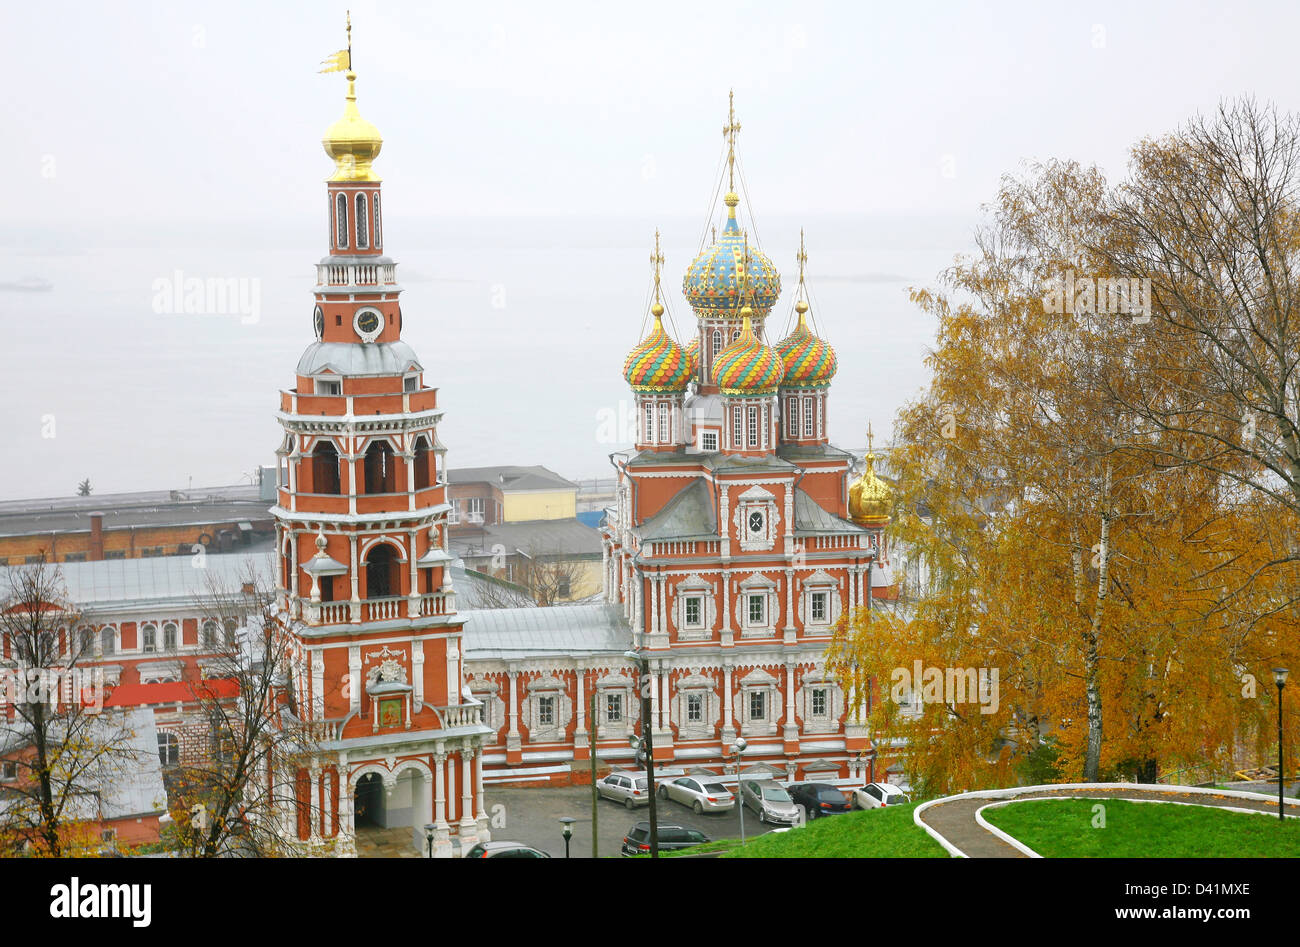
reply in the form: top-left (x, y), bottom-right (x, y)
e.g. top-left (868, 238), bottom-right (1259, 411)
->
top-left (597, 771), bottom-right (652, 809)
top-left (658, 776), bottom-right (736, 814)
top-left (740, 779), bottom-right (801, 825)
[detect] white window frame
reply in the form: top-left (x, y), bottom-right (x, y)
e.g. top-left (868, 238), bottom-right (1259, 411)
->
top-left (701, 430), bottom-right (718, 452)
top-left (355, 192), bottom-right (369, 249)
top-left (804, 395), bottom-right (814, 437)
top-left (747, 405), bottom-right (759, 448)
top-left (787, 396), bottom-right (799, 438)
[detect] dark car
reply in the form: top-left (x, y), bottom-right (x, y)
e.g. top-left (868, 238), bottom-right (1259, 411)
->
top-left (787, 782), bottom-right (852, 820)
top-left (621, 822), bottom-right (710, 856)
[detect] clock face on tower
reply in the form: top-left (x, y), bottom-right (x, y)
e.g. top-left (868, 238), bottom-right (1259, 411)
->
top-left (313, 306), bottom-right (324, 340)
top-left (354, 308), bottom-right (382, 342)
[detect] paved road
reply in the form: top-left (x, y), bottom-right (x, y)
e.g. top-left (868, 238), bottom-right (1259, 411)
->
top-left (482, 784), bottom-right (785, 858)
top-left (918, 785), bottom-right (1300, 857)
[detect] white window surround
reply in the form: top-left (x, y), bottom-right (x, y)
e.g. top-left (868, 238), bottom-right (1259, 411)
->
top-left (671, 575), bottom-right (717, 640)
top-left (736, 572), bottom-right (780, 637)
top-left (732, 485), bottom-right (779, 552)
top-left (798, 672), bottom-right (845, 735)
top-left (467, 676), bottom-right (505, 736)
top-left (594, 672), bottom-right (635, 740)
top-left (797, 570), bottom-right (844, 633)
top-left (736, 667), bottom-right (782, 737)
top-left (700, 429), bottom-right (718, 452)
top-left (669, 672), bottom-right (720, 740)
top-left (523, 674), bottom-right (572, 743)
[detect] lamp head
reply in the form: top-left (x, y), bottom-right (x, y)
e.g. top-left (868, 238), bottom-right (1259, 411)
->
top-left (732, 737), bottom-right (748, 753)
top-left (1274, 667), bottom-right (1290, 687)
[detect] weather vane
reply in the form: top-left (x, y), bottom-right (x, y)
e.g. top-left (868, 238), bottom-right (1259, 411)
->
top-left (723, 89), bottom-right (742, 193)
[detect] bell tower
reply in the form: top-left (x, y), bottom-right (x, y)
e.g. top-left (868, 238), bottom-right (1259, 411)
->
top-left (269, 15), bottom-right (492, 857)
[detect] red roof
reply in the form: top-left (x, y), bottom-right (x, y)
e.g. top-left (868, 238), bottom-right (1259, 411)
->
top-left (104, 678), bottom-right (240, 707)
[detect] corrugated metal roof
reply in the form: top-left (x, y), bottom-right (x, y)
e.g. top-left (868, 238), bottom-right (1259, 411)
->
top-left (637, 480), bottom-right (718, 541)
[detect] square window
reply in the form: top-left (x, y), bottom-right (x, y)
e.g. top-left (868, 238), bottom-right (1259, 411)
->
top-left (684, 596), bottom-right (702, 627)
top-left (404, 375), bottom-right (418, 392)
top-left (702, 430), bottom-right (718, 452)
top-left (748, 690), bottom-right (765, 720)
top-left (811, 591), bottom-right (827, 623)
top-left (748, 594), bottom-right (765, 626)
top-left (687, 693), bottom-right (703, 723)
top-left (315, 379), bottom-right (341, 396)
top-left (1, 761), bottom-right (16, 780)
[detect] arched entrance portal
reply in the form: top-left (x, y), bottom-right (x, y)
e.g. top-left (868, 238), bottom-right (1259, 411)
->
top-left (354, 773), bottom-right (386, 828)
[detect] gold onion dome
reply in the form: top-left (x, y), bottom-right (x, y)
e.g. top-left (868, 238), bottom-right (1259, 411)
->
top-left (682, 194), bottom-right (781, 319)
top-left (714, 310), bottom-right (785, 395)
top-left (849, 436), bottom-right (894, 525)
top-left (323, 71), bottom-right (383, 182)
top-left (623, 304), bottom-right (691, 393)
top-left (775, 301), bottom-right (838, 388)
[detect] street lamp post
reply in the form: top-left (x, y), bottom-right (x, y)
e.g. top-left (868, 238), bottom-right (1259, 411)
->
top-left (730, 737), bottom-right (748, 845)
top-left (424, 823), bottom-right (436, 859)
top-left (559, 816), bottom-right (576, 858)
top-left (1274, 667), bottom-right (1289, 822)
top-left (625, 650), bottom-right (659, 858)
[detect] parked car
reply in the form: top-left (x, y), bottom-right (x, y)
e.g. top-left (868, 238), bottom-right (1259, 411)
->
top-left (621, 822), bottom-right (711, 856)
top-left (658, 776), bottom-right (736, 813)
top-left (851, 782), bottom-right (911, 810)
top-left (787, 782), bottom-right (852, 820)
top-left (739, 779), bottom-right (801, 825)
top-left (597, 771), bottom-right (651, 809)
top-left (463, 841), bottom-right (551, 859)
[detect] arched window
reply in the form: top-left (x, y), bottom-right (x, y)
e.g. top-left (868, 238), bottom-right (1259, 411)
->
top-left (356, 193), bottom-right (369, 249)
top-left (101, 626), bottom-right (116, 655)
top-left (712, 329), bottom-right (723, 357)
top-left (364, 543), bottom-right (400, 599)
top-left (413, 436), bottom-right (433, 491)
top-left (142, 624), bottom-right (157, 653)
top-left (312, 440), bottom-right (341, 494)
top-left (202, 620), bottom-right (219, 649)
top-left (223, 619), bottom-right (238, 646)
top-left (157, 732), bottom-right (179, 768)
top-left (78, 626), bottom-right (95, 658)
top-left (363, 441), bottom-right (396, 494)
top-left (373, 192), bottom-right (382, 249)
top-left (163, 622), bottom-right (178, 652)
top-left (335, 193), bottom-right (348, 249)
top-left (37, 631), bottom-right (54, 663)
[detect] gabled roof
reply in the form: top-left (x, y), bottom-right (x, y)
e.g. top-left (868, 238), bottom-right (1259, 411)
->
top-left (793, 489), bottom-right (867, 536)
top-left (636, 480), bottom-right (718, 541)
top-left (449, 518), bottom-right (602, 559)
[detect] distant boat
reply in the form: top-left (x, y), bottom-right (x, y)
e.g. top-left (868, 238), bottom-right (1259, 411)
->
top-left (0, 277), bottom-right (53, 292)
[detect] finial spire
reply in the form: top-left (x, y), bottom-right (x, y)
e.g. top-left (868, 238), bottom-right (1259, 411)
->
top-left (794, 228), bottom-right (810, 325)
top-left (867, 423), bottom-right (875, 457)
top-left (650, 229), bottom-right (664, 310)
top-left (723, 89), bottom-right (742, 195)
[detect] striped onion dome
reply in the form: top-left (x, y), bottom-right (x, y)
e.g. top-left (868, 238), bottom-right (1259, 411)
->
top-left (684, 336), bottom-right (700, 377)
top-left (623, 305), bottom-right (691, 392)
top-left (775, 301), bottom-right (838, 388)
top-left (715, 310), bottom-right (785, 395)
top-left (682, 194), bottom-right (781, 320)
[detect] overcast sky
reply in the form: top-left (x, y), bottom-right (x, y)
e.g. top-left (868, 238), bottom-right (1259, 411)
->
top-left (6, 0), bottom-right (1298, 227)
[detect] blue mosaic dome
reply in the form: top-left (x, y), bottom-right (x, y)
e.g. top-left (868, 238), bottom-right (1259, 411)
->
top-left (682, 194), bottom-right (781, 320)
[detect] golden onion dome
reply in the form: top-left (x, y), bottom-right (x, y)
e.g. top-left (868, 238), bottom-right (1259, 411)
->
top-left (849, 440), bottom-right (893, 526)
top-left (323, 71), bottom-right (383, 182)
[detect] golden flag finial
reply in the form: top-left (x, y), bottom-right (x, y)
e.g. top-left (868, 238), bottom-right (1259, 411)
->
top-left (722, 89), bottom-right (742, 195)
top-left (319, 10), bottom-right (354, 74)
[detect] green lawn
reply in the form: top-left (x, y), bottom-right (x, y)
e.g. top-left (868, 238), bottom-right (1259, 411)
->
top-left (664, 802), bottom-right (949, 858)
top-left (982, 798), bottom-right (1300, 857)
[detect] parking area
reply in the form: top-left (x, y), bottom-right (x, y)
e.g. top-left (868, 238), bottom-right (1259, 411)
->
top-left (481, 782), bottom-right (792, 858)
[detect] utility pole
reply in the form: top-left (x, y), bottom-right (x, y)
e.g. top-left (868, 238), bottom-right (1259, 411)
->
top-left (590, 689), bottom-right (599, 857)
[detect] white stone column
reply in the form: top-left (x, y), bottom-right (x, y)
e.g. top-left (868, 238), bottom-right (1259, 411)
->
top-left (722, 662), bottom-right (736, 743)
top-left (349, 534), bottom-right (361, 622)
top-left (310, 650), bottom-right (325, 720)
top-left (432, 747), bottom-right (451, 856)
top-left (412, 639), bottom-right (424, 705)
top-left (447, 639), bottom-right (459, 707)
top-left (784, 568), bottom-right (796, 639)
top-left (459, 742), bottom-right (478, 845)
top-left (649, 570), bottom-right (659, 636)
top-left (658, 663), bottom-right (669, 731)
top-left (574, 664), bottom-right (588, 749)
top-left (784, 661), bottom-right (799, 742)
top-left (506, 668), bottom-right (521, 753)
top-left (474, 745), bottom-right (490, 842)
top-left (720, 572), bottom-right (733, 645)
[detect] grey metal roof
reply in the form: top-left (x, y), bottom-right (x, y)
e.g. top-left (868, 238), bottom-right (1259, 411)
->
top-left (447, 464), bottom-right (577, 492)
top-left (793, 489), bottom-right (868, 535)
top-left (0, 489), bottom-right (274, 539)
top-left (450, 518), bottom-right (602, 559)
top-left (462, 603), bottom-right (631, 659)
top-left (636, 480), bottom-right (719, 541)
top-left (0, 550), bottom-right (274, 610)
top-left (295, 340), bottom-right (424, 377)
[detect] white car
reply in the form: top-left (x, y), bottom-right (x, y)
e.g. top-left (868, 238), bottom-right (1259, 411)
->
top-left (657, 776), bottom-right (736, 814)
top-left (852, 782), bottom-right (910, 810)
top-left (597, 771), bottom-right (652, 809)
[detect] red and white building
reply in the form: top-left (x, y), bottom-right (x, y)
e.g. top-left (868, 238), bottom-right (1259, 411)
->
top-left (268, 54), bottom-right (492, 857)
